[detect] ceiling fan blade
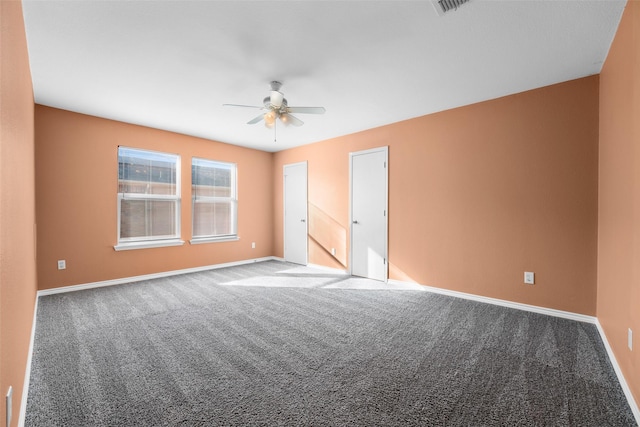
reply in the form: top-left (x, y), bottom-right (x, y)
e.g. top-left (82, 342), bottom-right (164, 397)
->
top-left (281, 113), bottom-right (304, 127)
top-left (222, 103), bottom-right (263, 109)
top-left (247, 114), bottom-right (265, 125)
top-left (286, 106), bottom-right (326, 114)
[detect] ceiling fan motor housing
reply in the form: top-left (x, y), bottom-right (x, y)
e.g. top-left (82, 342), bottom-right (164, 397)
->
top-left (263, 96), bottom-right (287, 112)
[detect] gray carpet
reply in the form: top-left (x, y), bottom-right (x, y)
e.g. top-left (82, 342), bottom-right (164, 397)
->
top-left (25, 261), bottom-right (637, 426)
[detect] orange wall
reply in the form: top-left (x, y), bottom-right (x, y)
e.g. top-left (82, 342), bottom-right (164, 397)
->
top-left (274, 76), bottom-right (600, 316)
top-left (35, 106), bottom-right (274, 290)
top-left (598, 0), bottom-right (640, 407)
top-left (0, 1), bottom-right (38, 426)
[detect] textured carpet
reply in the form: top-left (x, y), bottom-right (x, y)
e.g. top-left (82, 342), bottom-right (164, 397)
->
top-left (25, 261), bottom-right (636, 426)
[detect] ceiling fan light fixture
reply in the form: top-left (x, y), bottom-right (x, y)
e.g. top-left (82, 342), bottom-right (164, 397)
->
top-left (264, 110), bottom-right (277, 128)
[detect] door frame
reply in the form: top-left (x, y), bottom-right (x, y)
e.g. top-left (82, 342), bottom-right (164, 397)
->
top-left (283, 161), bottom-right (308, 265)
top-left (349, 146), bottom-right (388, 281)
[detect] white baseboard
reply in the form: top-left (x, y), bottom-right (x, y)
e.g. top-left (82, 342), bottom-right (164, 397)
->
top-left (37, 256), bottom-right (278, 296)
top-left (307, 263), bottom-right (349, 275)
top-left (268, 258), bottom-right (345, 272)
top-left (273, 260), bottom-right (348, 275)
top-left (595, 320), bottom-right (640, 424)
top-left (388, 279), bottom-right (596, 324)
top-left (18, 295), bottom-right (38, 427)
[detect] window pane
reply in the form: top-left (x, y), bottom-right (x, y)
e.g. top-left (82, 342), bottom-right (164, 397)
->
top-left (193, 201), bottom-right (236, 237)
top-left (118, 147), bottom-right (178, 195)
top-left (120, 199), bottom-right (177, 239)
top-left (192, 160), bottom-right (232, 198)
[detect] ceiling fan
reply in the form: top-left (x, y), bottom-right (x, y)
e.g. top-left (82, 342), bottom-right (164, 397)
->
top-left (223, 81), bottom-right (325, 140)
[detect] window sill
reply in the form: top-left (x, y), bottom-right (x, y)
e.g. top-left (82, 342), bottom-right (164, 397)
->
top-left (190, 236), bottom-right (240, 245)
top-left (114, 239), bottom-right (185, 251)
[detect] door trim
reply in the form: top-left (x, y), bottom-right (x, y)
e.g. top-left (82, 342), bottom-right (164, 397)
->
top-left (283, 161), bottom-right (308, 265)
top-left (349, 146), bottom-right (388, 281)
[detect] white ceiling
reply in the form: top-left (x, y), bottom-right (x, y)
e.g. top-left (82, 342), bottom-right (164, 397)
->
top-left (22, 0), bottom-right (626, 153)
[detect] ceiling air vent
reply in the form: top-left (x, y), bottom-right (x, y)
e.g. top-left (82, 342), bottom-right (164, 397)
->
top-left (433, 0), bottom-right (471, 16)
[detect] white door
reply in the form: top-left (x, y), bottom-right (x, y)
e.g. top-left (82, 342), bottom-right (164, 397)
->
top-left (350, 147), bottom-right (388, 281)
top-left (284, 162), bottom-right (308, 265)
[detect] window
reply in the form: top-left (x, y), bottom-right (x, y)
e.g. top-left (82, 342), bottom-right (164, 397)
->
top-left (115, 147), bottom-right (182, 250)
top-left (191, 158), bottom-right (237, 242)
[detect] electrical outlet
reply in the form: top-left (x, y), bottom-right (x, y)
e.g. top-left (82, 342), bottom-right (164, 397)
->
top-left (524, 272), bottom-right (534, 285)
top-left (251, 242), bottom-right (255, 249)
top-left (629, 328), bottom-right (633, 351)
top-left (331, 248), bottom-right (336, 256)
top-left (57, 260), bottom-right (66, 270)
top-left (6, 386), bottom-right (12, 427)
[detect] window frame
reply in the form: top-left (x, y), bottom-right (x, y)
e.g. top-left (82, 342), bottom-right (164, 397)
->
top-left (114, 146), bottom-right (184, 251)
top-left (190, 157), bottom-right (238, 244)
